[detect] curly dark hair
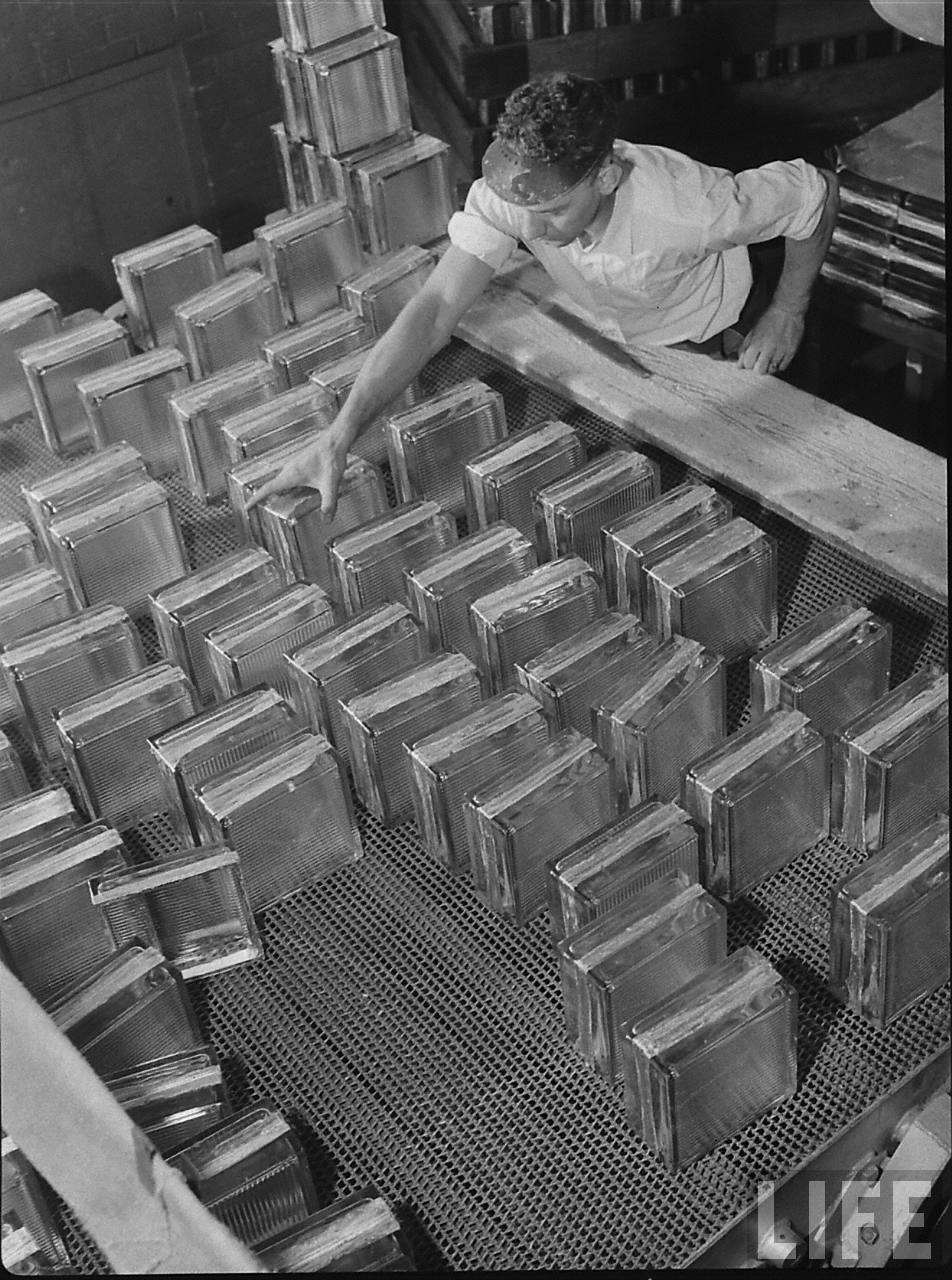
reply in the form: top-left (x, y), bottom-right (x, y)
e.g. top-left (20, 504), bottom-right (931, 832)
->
top-left (493, 73), bottom-right (617, 167)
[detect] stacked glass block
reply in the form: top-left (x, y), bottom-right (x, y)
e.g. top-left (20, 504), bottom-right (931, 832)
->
top-left (257, 1186), bottom-right (413, 1272)
top-left (104, 1047), bottom-right (230, 1155)
top-left (645, 516), bottom-right (778, 660)
top-left (168, 359), bottom-right (277, 502)
top-left (76, 348), bottom-right (190, 477)
top-left (1, 1133), bottom-right (72, 1274)
top-left (0, 565), bottom-right (75, 720)
top-left (1, 604), bottom-right (145, 762)
top-left (622, 946), bottom-right (797, 1171)
top-left (260, 306), bottom-right (373, 389)
top-left (750, 600), bottom-right (892, 734)
top-left (168, 1101), bottom-right (318, 1250)
top-left (0, 518), bottom-right (41, 581)
top-left (681, 708), bottom-right (829, 901)
top-left (464, 418), bottom-right (586, 542)
top-left (602, 482), bottom-right (732, 617)
top-left (255, 200), bottom-right (364, 325)
top-left (547, 799), bottom-right (701, 945)
top-left (0, 731), bottom-right (28, 804)
top-left (470, 556), bottom-right (605, 694)
top-left (18, 316), bottom-right (133, 455)
top-left (557, 871), bottom-right (727, 1081)
top-left (112, 225), bottom-right (226, 350)
top-left (55, 662), bottom-right (198, 830)
top-left (533, 447), bottom-right (659, 571)
top-left (149, 686), bottom-right (299, 846)
top-left (464, 729), bottom-right (614, 925)
top-left (150, 547), bottom-right (288, 704)
top-left (172, 270), bottom-right (283, 380)
top-left (404, 522), bottom-right (536, 662)
top-left (285, 602), bottom-right (426, 763)
top-left (189, 729), bottom-right (362, 912)
top-left (308, 341), bottom-right (420, 465)
top-left (829, 813), bottom-right (949, 1028)
top-left (407, 691), bottom-right (550, 876)
top-left (341, 651), bottom-right (482, 826)
top-left (219, 382), bottom-right (336, 469)
top-left (257, 458), bottom-right (388, 596)
top-left (0, 786), bottom-right (81, 869)
top-left (338, 245), bottom-right (437, 335)
top-left (329, 500), bottom-right (457, 616)
top-left (348, 131), bottom-right (454, 255)
top-left (0, 289), bottom-right (61, 423)
top-left (593, 635), bottom-right (727, 810)
top-left (832, 667), bottom-right (948, 853)
top-left (387, 379), bottom-right (508, 515)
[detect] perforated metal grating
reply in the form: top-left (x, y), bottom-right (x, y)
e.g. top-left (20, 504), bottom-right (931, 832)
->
top-left (1, 337), bottom-right (947, 1272)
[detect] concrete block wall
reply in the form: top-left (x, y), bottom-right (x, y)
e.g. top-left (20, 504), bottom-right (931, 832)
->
top-left (0, 0), bottom-right (284, 247)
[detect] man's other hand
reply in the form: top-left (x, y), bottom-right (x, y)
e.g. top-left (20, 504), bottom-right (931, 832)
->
top-left (736, 304), bottom-right (805, 375)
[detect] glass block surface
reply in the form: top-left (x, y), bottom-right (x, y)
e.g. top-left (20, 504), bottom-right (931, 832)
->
top-left (172, 270), bottom-right (284, 380)
top-left (219, 382), bottom-right (337, 468)
top-left (0, 566), bottom-right (76, 720)
top-left (104, 1047), bottom-right (230, 1156)
top-left (352, 131), bottom-right (455, 255)
top-left (276, 0), bottom-right (386, 53)
top-left (338, 245), bottom-right (437, 335)
top-left (255, 201), bottom-right (364, 326)
top-left (0, 730), bottom-right (28, 804)
top-left (309, 340), bottom-right (421, 465)
top-left (0, 786), bottom-right (81, 868)
top-left (1, 1135), bottom-right (72, 1275)
top-left (76, 348), bottom-right (190, 477)
top-left (297, 28), bottom-right (411, 157)
top-left (260, 306), bottom-right (374, 389)
top-left (271, 120), bottom-right (309, 214)
top-left (256, 1187), bottom-right (409, 1272)
top-left (0, 518), bottom-right (40, 582)
top-left (113, 226), bottom-right (225, 350)
top-left (0, 289), bottom-right (61, 423)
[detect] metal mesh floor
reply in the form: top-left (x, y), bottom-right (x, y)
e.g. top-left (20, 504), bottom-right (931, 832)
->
top-left (1, 337), bottom-right (948, 1272)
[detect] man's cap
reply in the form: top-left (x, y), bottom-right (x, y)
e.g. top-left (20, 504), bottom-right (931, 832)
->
top-left (481, 132), bottom-right (613, 207)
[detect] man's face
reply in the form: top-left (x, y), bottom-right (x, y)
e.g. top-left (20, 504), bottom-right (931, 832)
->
top-left (516, 173), bottom-right (605, 246)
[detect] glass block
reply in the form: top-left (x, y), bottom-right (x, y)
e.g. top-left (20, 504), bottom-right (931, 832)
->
top-left (341, 652), bottom-right (482, 826)
top-left (276, 0), bottom-right (386, 52)
top-left (167, 1103), bottom-right (318, 1250)
top-left (284, 602), bottom-right (426, 765)
top-left (338, 245), bottom-right (437, 334)
top-left (226, 439), bottom-right (320, 545)
top-left (407, 691), bottom-right (550, 878)
top-left (301, 139), bottom-right (343, 205)
top-left (260, 306), bottom-right (374, 389)
top-left (0, 519), bottom-right (41, 582)
top-left (271, 120), bottom-right (308, 213)
top-left (17, 317), bottom-right (133, 455)
top-left (533, 448), bottom-right (660, 572)
top-left (0, 786), bottom-right (81, 869)
top-left (681, 708), bottom-right (829, 901)
top-left (1, 1135), bottom-right (72, 1275)
top-left (55, 662), bottom-right (199, 830)
top-left (103, 1047), bottom-right (230, 1156)
top-left (150, 547), bottom-right (287, 704)
top-left (50, 942), bottom-right (204, 1077)
top-left (191, 730), bottom-right (362, 911)
top-left (387, 379), bottom-right (508, 516)
top-left (602, 482), bottom-right (732, 617)
top-left (0, 823), bottom-right (130, 1007)
top-left (172, 270), bottom-right (284, 380)
top-left (220, 382), bottom-right (337, 467)
top-left (113, 225), bottom-right (225, 350)
top-left (596, 636), bottom-right (727, 810)
top-left (257, 1188), bottom-right (411, 1273)
top-left (47, 478), bottom-right (188, 619)
top-left (404, 522), bottom-right (536, 662)
top-left (255, 201), bottom-right (364, 326)
top-left (149, 687), bottom-right (299, 846)
top-left (205, 583), bottom-right (337, 706)
top-left (832, 668), bottom-right (948, 853)
top-left (469, 555), bottom-right (605, 695)
top-left (92, 844), bottom-right (262, 979)
top-left (645, 517), bottom-right (778, 661)
top-left (351, 131), bottom-right (454, 255)
top-left (547, 799), bottom-right (700, 945)
top-left (258, 458), bottom-right (389, 597)
top-left (0, 731), bottom-right (28, 805)
top-left (464, 728), bottom-right (615, 925)
top-left (0, 567), bottom-right (75, 721)
top-left (75, 348), bottom-right (189, 477)
top-left (464, 418), bottom-right (586, 540)
top-left (297, 28), bottom-right (412, 157)
top-left (328, 500), bottom-right (458, 617)
top-left (168, 358), bottom-right (277, 502)
top-left (270, 38), bottom-right (310, 141)
top-left (0, 289), bottom-right (61, 423)
top-left (515, 611), bottom-right (658, 734)
top-left (829, 813), bottom-right (949, 1028)
top-left (20, 441), bottom-right (148, 563)
top-left (750, 600), bottom-right (892, 735)
top-left (558, 873), bottom-right (726, 1080)
top-left (309, 340), bottom-right (421, 464)
top-left (1, 603), bottom-right (145, 763)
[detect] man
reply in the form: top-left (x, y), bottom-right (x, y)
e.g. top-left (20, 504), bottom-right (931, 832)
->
top-left (251, 72), bottom-right (838, 519)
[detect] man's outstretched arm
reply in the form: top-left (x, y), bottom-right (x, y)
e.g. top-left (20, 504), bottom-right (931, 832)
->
top-left (737, 169), bottom-right (840, 375)
top-left (248, 243), bottom-right (496, 519)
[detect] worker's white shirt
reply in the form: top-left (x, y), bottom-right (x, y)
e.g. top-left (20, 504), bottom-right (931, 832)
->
top-left (447, 141), bottom-right (828, 346)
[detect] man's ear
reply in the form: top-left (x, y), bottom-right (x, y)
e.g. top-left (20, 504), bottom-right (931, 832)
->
top-left (596, 157), bottom-right (624, 195)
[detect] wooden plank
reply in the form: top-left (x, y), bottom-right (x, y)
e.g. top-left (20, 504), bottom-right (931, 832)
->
top-left (454, 252), bottom-right (946, 604)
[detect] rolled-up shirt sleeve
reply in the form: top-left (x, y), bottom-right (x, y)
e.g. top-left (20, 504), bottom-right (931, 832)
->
top-left (700, 158), bottom-right (828, 252)
top-left (447, 178), bottom-right (524, 272)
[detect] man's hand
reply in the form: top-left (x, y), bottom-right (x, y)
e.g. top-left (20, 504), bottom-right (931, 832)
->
top-left (245, 433), bottom-right (347, 522)
top-left (736, 304), bottom-right (805, 375)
